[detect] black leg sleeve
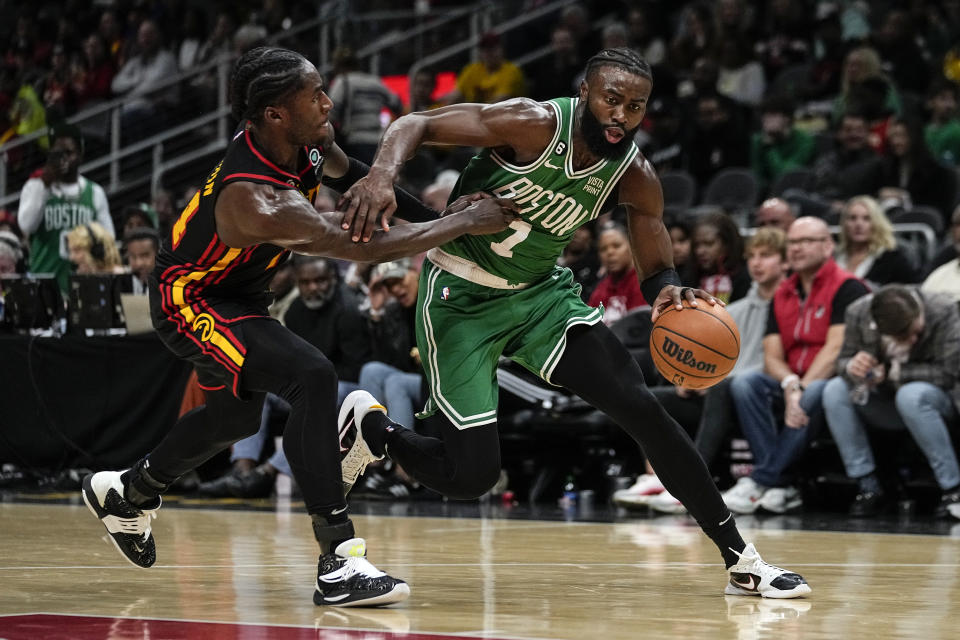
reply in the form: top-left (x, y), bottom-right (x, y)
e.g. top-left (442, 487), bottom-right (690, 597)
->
top-left (238, 321), bottom-right (345, 516)
top-left (147, 319), bottom-right (349, 519)
top-left (145, 389), bottom-right (265, 481)
top-left (366, 411), bottom-right (502, 500)
top-left (551, 323), bottom-right (743, 560)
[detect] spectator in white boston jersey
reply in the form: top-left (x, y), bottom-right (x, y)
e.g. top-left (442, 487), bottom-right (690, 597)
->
top-left (17, 124), bottom-right (112, 293)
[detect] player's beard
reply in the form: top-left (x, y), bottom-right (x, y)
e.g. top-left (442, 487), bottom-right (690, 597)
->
top-left (580, 104), bottom-right (639, 160)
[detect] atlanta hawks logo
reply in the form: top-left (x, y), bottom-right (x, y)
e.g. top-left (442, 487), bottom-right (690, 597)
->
top-left (309, 147), bottom-right (324, 179)
top-left (192, 313), bottom-right (216, 342)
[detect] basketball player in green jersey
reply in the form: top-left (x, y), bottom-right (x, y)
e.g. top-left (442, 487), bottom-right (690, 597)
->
top-left (338, 49), bottom-right (811, 599)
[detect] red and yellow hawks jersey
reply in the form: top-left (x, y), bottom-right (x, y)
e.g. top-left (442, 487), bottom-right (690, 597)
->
top-left (154, 126), bottom-right (325, 310)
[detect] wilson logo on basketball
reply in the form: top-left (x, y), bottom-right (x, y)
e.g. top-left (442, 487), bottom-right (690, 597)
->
top-left (661, 336), bottom-right (717, 374)
top-left (192, 313), bottom-right (216, 342)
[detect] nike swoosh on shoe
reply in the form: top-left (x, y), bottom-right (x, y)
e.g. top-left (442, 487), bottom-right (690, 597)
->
top-left (733, 575), bottom-right (758, 590)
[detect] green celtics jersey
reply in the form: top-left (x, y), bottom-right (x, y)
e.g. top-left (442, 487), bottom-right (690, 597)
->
top-left (30, 177), bottom-right (98, 291)
top-left (440, 96), bottom-right (638, 286)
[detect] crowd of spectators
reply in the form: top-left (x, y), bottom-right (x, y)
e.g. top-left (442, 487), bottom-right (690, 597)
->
top-left (1, 0), bottom-right (959, 517)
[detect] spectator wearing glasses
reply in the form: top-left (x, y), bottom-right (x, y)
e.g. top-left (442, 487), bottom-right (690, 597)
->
top-left (723, 217), bottom-right (869, 514)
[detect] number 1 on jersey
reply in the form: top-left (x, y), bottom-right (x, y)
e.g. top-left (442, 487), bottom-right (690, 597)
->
top-left (490, 219), bottom-right (532, 258)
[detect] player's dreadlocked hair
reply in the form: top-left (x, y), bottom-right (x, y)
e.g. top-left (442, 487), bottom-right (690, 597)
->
top-left (230, 46), bottom-right (309, 123)
top-left (584, 48), bottom-right (652, 82)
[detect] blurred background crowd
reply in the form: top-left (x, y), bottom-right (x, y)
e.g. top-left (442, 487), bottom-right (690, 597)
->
top-left (1, 0), bottom-right (959, 522)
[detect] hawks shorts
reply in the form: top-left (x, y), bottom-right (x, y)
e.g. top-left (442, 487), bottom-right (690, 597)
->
top-left (415, 259), bottom-right (603, 429)
top-left (150, 285), bottom-right (272, 399)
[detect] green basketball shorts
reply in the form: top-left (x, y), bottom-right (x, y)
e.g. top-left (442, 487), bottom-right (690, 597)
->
top-left (415, 258), bottom-right (603, 429)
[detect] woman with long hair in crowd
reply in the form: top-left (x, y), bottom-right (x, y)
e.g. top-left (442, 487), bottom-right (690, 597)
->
top-left (834, 195), bottom-right (918, 287)
top-left (66, 221), bottom-right (124, 275)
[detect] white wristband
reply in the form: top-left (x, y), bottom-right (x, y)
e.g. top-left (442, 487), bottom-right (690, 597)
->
top-left (780, 374), bottom-right (801, 391)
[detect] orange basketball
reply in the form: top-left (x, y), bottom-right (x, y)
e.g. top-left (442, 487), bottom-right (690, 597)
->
top-left (649, 300), bottom-right (740, 389)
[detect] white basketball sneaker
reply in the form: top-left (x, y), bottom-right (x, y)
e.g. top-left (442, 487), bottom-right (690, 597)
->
top-left (339, 390), bottom-right (387, 495)
top-left (722, 477), bottom-right (767, 514)
top-left (612, 473), bottom-right (665, 507)
top-left (725, 543), bottom-right (811, 599)
top-left (648, 489), bottom-right (687, 514)
top-left (759, 486), bottom-right (802, 514)
top-left (82, 470), bottom-right (161, 568)
top-left (314, 537), bottom-right (410, 607)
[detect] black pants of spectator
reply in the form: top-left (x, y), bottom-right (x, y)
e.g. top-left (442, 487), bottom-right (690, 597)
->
top-left (141, 318), bottom-right (346, 517)
top-left (382, 323), bottom-right (741, 558)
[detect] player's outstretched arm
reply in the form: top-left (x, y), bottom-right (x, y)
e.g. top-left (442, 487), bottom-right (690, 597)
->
top-left (215, 181), bottom-right (517, 263)
top-left (340, 99), bottom-right (555, 243)
top-left (619, 159), bottom-right (719, 321)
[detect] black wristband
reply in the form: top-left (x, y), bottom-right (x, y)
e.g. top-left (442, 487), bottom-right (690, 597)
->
top-left (322, 157), bottom-right (441, 224)
top-left (322, 156), bottom-right (368, 193)
top-left (640, 268), bottom-right (682, 305)
top-left (393, 182), bottom-right (442, 223)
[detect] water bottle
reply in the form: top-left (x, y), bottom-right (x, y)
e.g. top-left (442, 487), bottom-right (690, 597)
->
top-left (559, 474), bottom-right (578, 508)
top-left (849, 370), bottom-right (875, 406)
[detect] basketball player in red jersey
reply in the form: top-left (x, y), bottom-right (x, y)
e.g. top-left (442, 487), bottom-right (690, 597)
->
top-left (80, 46), bottom-right (517, 607)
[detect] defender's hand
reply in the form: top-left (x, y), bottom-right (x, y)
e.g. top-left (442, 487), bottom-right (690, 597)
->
top-left (465, 198), bottom-right (519, 235)
top-left (441, 191), bottom-right (491, 217)
top-left (650, 285), bottom-right (721, 322)
top-left (339, 170), bottom-right (397, 243)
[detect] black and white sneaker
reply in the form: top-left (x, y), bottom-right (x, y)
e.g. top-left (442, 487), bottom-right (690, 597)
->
top-left (725, 543), bottom-right (811, 599)
top-left (314, 537), bottom-right (410, 607)
top-left (82, 470), bottom-right (161, 568)
top-left (338, 390), bottom-right (386, 495)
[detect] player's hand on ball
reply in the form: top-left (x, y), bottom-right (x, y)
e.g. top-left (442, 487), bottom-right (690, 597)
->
top-left (651, 285), bottom-right (721, 322)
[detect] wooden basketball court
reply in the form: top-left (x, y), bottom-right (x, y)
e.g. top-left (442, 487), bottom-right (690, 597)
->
top-left (1, 500), bottom-right (959, 639)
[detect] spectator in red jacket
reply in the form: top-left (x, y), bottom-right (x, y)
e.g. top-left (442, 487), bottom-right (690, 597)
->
top-left (588, 222), bottom-right (646, 326)
top-left (724, 217), bottom-right (869, 514)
